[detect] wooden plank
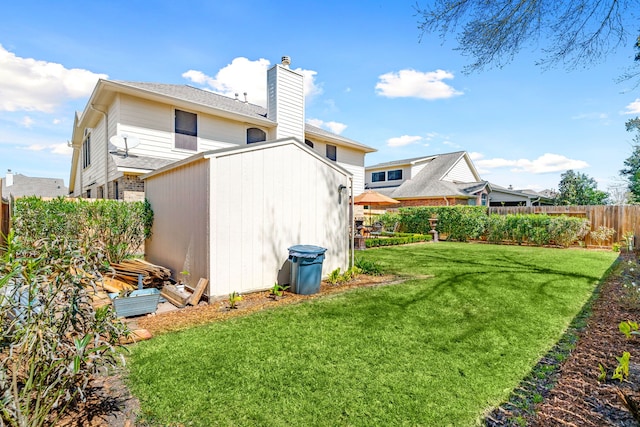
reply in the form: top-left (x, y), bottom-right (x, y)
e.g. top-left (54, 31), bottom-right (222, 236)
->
top-left (160, 285), bottom-right (188, 308)
top-left (186, 278), bottom-right (208, 306)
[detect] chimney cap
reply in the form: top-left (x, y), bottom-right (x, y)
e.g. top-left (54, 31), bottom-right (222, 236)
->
top-left (281, 56), bottom-right (291, 67)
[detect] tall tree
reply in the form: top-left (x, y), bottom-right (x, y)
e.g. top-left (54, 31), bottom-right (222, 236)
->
top-left (556, 170), bottom-right (609, 206)
top-left (416, 0), bottom-right (635, 75)
top-left (620, 118), bottom-right (640, 202)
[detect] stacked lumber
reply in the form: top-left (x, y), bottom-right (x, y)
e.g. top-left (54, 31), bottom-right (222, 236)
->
top-left (108, 259), bottom-right (171, 289)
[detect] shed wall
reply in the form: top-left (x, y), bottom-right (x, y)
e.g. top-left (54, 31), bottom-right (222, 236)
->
top-left (145, 159), bottom-right (210, 293)
top-left (209, 143), bottom-right (349, 296)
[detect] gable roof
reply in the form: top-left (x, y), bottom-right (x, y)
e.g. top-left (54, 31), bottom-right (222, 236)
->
top-left (367, 151), bottom-right (485, 199)
top-left (2, 174), bottom-right (68, 199)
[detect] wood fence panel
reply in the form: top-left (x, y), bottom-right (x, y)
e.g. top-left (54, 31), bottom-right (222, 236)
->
top-left (488, 205), bottom-right (640, 248)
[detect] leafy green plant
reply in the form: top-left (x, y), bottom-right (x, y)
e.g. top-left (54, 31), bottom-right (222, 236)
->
top-left (612, 352), bottom-right (631, 382)
top-left (228, 291), bottom-right (242, 309)
top-left (355, 257), bottom-right (384, 276)
top-left (619, 320), bottom-right (640, 339)
top-left (0, 230), bottom-right (129, 427)
top-left (598, 363), bottom-right (608, 382)
top-left (590, 225), bottom-right (616, 247)
top-left (268, 283), bottom-right (290, 300)
top-left (12, 196), bottom-right (154, 263)
top-left (327, 268), bottom-right (343, 285)
top-left (623, 231), bottom-right (635, 251)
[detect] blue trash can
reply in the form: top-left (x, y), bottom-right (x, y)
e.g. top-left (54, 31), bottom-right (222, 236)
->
top-left (288, 245), bottom-right (327, 295)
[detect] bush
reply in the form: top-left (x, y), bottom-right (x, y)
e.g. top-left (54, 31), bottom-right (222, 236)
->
top-left (0, 231), bottom-right (129, 427)
top-left (12, 197), bottom-right (153, 263)
top-left (355, 257), bottom-right (384, 276)
top-left (365, 234), bottom-right (432, 248)
top-left (398, 206), bottom-right (488, 241)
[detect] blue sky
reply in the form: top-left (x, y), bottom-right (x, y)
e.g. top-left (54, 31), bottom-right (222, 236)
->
top-left (1, 0), bottom-right (639, 194)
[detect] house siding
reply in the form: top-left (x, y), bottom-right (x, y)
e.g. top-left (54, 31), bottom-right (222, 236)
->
top-left (397, 197), bottom-right (467, 207)
top-left (443, 157), bottom-right (476, 182)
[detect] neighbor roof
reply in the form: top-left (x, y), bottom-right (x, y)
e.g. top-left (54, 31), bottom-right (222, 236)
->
top-left (368, 151), bottom-right (486, 199)
top-left (2, 174), bottom-right (68, 199)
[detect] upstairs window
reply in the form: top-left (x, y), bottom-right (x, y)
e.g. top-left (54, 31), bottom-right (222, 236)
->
top-left (326, 144), bottom-right (337, 161)
top-left (372, 172), bottom-right (385, 182)
top-left (247, 127), bottom-right (266, 144)
top-left (175, 109), bottom-right (197, 151)
top-left (481, 193), bottom-right (488, 206)
top-left (82, 135), bottom-right (91, 169)
top-left (388, 169), bottom-right (402, 180)
top-left (304, 139), bottom-right (314, 148)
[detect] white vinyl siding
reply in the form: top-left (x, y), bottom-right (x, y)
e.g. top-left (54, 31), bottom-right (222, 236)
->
top-left (442, 157), bottom-right (477, 182)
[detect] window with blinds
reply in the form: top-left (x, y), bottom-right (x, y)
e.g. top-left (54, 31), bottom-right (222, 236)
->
top-left (175, 109), bottom-right (197, 150)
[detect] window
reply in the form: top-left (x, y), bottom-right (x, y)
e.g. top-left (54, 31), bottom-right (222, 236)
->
top-left (86, 189), bottom-right (91, 199)
top-left (247, 127), bottom-right (266, 144)
top-left (372, 172), bottom-right (385, 182)
top-left (175, 109), bottom-right (197, 150)
top-left (115, 181), bottom-right (119, 200)
top-left (388, 169), bottom-right (402, 180)
top-left (481, 193), bottom-right (487, 206)
top-left (326, 144), bottom-right (337, 161)
top-left (82, 135), bottom-right (91, 168)
top-left (304, 139), bottom-right (314, 148)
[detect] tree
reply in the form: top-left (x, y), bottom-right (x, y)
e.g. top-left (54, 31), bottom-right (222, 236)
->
top-left (556, 170), bottom-right (609, 206)
top-left (621, 118), bottom-right (640, 202)
top-left (416, 0), bottom-right (635, 75)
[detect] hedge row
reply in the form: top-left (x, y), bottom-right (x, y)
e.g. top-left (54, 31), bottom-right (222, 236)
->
top-left (365, 233), bottom-right (432, 248)
top-left (379, 206), bottom-right (590, 247)
top-left (11, 196), bottom-right (153, 262)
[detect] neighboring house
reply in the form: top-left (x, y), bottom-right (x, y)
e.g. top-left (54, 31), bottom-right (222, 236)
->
top-left (365, 151), bottom-right (490, 206)
top-left (144, 138), bottom-right (352, 297)
top-left (1, 169), bottom-right (68, 199)
top-left (68, 56), bottom-right (375, 200)
top-left (488, 184), bottom-right (555, 206)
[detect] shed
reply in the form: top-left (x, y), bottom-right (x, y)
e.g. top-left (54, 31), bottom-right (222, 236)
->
top-left (143, 137), bottom-right (352, 298)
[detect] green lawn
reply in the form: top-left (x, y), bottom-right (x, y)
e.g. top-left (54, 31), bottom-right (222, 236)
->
top-left (126, 243), bottom-right (617, 426)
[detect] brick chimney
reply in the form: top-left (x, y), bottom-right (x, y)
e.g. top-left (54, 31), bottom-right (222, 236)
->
top-left (6, 169), bottom-right (13, 187)
top-left (267, 56), bottom-right (305, 141)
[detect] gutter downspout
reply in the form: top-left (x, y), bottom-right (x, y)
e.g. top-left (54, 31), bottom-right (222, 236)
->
top-left (90, 104), bottom-right (108, 199)
top-left (443, 197), bottom-right (450, 206)
top-left (350, 176), bottom-right (354, 269)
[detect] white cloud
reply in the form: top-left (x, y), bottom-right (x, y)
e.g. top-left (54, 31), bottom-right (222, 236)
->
top-left (624, 99), bottom-right (640, 114)
top-left (387, 135), bottom-right (423, 147)
top-left (182, 57), bottom-right (322, 107)
top-left (52, 119), bottom-right (61, 125)
top-left (475, 153), bottom-right (589, 174)
top-left (375, 69), bottom-right (463, 100)
top-left (572, 112), bottom-right (608, 120)
top-left (21, 116), bottom-right (34, 128)
top-left (469, 152), bottom-right (484, 160)
top-left (21, 142), bottom-right (72, 156)
top-left (0, 44), bottom-right (107, 113)
top-left (306, 118), bottom-right (347, 135)
top-left (442, 140), bottom-right (460, 148)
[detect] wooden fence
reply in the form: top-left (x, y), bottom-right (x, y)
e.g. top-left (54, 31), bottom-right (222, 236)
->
top-left (488, 205), bottom-right (640, 248)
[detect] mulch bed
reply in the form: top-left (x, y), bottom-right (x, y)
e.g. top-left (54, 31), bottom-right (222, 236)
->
top-left (62, 252), bottom-right (640, 426)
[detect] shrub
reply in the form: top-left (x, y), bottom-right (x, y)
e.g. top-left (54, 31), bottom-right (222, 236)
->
top-left (12, 197), bottom-right (153, 263)
top-left (355, 257), bottom-right (384, 276)
top-left (590, 225), bottom-right (616, 247)
top-left (397, 206), bottom-right (488, 241)
top-left (0, 231), bottom-right (129, 427)
top-left (365, 234), bottom-right (432, 248)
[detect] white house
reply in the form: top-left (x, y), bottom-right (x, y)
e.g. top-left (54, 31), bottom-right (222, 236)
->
top-left (143, 138), bottom-right (352, 297)
top-left (68, 56), bottom-right (375, 200)
top-left (365, 151), bottom-right (490, 207)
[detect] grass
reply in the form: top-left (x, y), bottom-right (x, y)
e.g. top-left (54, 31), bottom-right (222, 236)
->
top-left (126, 243), bottom-right (617, 426)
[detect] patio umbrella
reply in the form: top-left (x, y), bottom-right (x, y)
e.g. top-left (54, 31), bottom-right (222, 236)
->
top-left (353, 190), bottom-right (400, 225)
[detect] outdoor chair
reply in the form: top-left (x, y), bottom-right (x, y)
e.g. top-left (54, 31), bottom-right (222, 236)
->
top-left (370, 221), bottom-right (384, 237)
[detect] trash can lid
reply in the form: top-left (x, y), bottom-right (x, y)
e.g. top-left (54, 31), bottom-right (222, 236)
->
top-left (288, 244), bottom-right (327, 258)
